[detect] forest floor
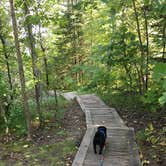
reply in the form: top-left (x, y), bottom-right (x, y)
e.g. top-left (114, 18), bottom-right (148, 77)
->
top-left (117, 108), bottom-right (166, 166)
top-left (0, 99), bottom-right (86, 166)
top-left (0, 94), bottom-right (165, 166)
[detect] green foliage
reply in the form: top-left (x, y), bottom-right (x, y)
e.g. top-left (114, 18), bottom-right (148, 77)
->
top-left (159, 92), bottom-right (166, 105)
top-left (0, 72), bottom-right (10, 133)
top-left (153, 63), bottom-right (166, 81)
top-left (136, 129), bottom-right (148, 143)
top-left (153, 62), bottom-right (166, 105)
top-left (0, 72), bottom-right (6, 96)
top-left (141, 89), bottom-right (161, 112)
top-left (0, 139), bottom-right (76, 166)
top-left (0, 0), bottom-right (165, 136)
top-left (25, 15), bottom-right (41, 25)
top-left (0, 95), bottom-right (68, 136)
top-left (137, 123), bottom-right (165, 147)
top-left (102, 91), bottom-right (143, 110)
top-left (7, 103), bottom-right (27, 136)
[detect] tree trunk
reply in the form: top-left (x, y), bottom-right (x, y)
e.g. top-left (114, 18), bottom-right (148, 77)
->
top-left (132, 0), bottom-right (145, 94)
top-left (122, 29), bottom-right (133, 92)
top-left (124, 65), bottom-right (133, 91)
top-left (0, 19), bottom-right (13, 101)
top-left (9, 0), bottom-right (31, 139)
top-left (54, 89), bottom-right (58, 109)
top-left (0, 101), bottom-right (9, 134)
top-left (43, 56), bottom-right (49, 89)
top-left (35, 0), bottom-right (49, 91)
top-left (39, 26), bottom-right (49, 90)
top-left (162, 21), bottom-right (166, 59)
top-left (134, 63), bottom-right (143, 95)
top-left (143, 6), bottom-right (149, 91)
top-left (23, 0), bottom-right (43, 127)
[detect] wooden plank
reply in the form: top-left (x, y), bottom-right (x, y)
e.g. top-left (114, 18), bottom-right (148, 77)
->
top-left (72, 127), bottom-right (95, 166)
top-left (128, 128), bottom-right (141, 166)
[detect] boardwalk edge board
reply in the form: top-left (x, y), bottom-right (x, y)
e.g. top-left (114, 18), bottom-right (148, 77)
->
top-left (72, 127), bottom-right (95, 166)
top-left (128, 128), bottom-right (141, 166)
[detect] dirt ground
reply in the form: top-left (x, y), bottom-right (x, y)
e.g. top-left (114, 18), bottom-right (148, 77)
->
top-left (62, 99), bottom-right (87, 164)
top-left (117, 108), bottom-right (166, 166)
top-left (33, 99), bottom-right (87, 165)
top-left (0, 99), bottom-right (86, 166)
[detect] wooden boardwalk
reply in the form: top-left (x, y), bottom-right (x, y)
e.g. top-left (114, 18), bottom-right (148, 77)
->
top-left (72, 94), bottom-right (140, 166)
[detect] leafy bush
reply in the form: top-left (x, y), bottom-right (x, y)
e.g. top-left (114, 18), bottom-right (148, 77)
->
top-left (137, 123), bottom-right (161, 145)
top-left (153, 62), bottom-right (166, 106)
top-left (8, 103), bottom-right (27, 136)
top-left (0, 95), bottom-right (69, 136)
top-left (101, 91), bottom-right (143, 111)
top-left (141, 89), bottom-right (161, 112)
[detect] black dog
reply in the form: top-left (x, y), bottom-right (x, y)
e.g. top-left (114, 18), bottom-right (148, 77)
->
top-left (93, 126), bottom-right (107, 154)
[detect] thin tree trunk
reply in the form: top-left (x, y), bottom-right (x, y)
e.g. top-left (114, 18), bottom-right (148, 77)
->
top-left (124, 65), bottom-right (133, 91)
top-left (0, 19), bottom-right (13, 101)
top-left (43, 56), bottom-right (49, 89)
top-left (35, 0), bottom-right (49, 91)
top-left (143, 6), bottom-right (149, 91)
top-left (38, 26), bottom-right (49, 90)
top-left (132, 0), bottom-right (145, 94)
top-left (162, 22), bottom-right (166, 59)
top-left (23, 0), bottom-right (43, 127)
top-left (122, 29), bottom-right (133, 92)
top-left (135, 63), bottom-right (143, 95)
top-left (9, 0), bottom-right (31, 139)
top-left (54, 89), bottom-right (58, 109)
top-left (0, 102), bottom-right (9, 134)
top-left (0, 101), bottom-right (9, 134)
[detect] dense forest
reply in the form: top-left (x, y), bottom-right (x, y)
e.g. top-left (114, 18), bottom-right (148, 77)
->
top-left (0, 0), bottom-right (165, 165)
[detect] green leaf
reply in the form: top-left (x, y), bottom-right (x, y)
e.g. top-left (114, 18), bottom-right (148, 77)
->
top-left (26, 15), bottom-right (40, 25)
top-left (159, 92), bottom-right (166, 105)
top-left (153, 63), bottom-right (166, 80)
top-left (162, 80), bottom-right (166, 90)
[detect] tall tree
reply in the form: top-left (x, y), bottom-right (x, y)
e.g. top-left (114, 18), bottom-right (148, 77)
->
top-left (142, 3), bottom-right (149, 91)
top-left (132, 0), bottom-right (146, 94)
top-left (23, 0), bottom-right (43, 126)
top-left (9, 0), bottom-right (31, 139)
top-left (35, 0), bottom-right (49, 91)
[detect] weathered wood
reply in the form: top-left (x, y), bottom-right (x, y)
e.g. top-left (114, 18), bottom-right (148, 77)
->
top-left (72, 94), bottom-right (141, 166)
top-left (72, 127), bottom-right (94, 166)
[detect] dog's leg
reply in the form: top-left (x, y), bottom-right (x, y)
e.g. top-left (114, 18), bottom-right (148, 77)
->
top-left (93, 142), bottom-right (97, 154)
top-left (99, 145), bottom-right (104, 155)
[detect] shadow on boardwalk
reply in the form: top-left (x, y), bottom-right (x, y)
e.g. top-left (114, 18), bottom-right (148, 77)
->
top-left (71, 94), bottom-right (141, 166)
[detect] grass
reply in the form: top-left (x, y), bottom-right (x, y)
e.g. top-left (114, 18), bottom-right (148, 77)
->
top-left (0, 139), bottom-right (76, 166)
top-left (0, 94), bottom-right (78, 166)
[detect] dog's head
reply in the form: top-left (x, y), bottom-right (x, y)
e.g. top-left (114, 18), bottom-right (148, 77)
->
top-left (97, 126), bottom-right (107, 138)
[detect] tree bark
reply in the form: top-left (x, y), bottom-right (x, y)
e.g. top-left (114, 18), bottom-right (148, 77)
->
top-left (162, 21), bottom-right (166, 59)
top-left (0, 19), bottom-right (13, 101)
top-left (54, 89), bottom-right (58, 109)
top-left (23, 0), bottom-right (43, 127)
top-left (9, 0), bottom-right (31, 139)
top-left (132, 0), bottom-right (145, 94)
top-left (134, 63), bottom-right (143, 95)
top-left (143, 6), bottom-right (149, 91)
top-left (0, 101), bottom-right (9, 134)
top-left (35, 0), bottom-right (49, 91)
top-left (38, 25), bottom-right (49, 90)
